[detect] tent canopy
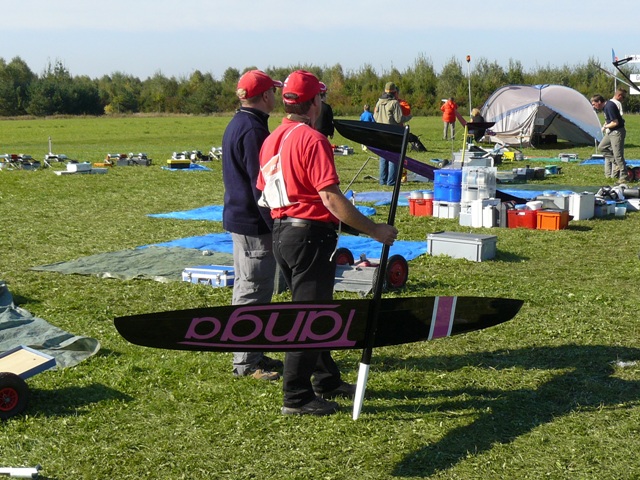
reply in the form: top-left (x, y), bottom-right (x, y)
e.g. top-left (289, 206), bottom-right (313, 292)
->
top-left (480, 84), bottom-right (603, 147)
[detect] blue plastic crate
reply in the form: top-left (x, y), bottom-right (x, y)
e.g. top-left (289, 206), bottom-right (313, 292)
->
top-left (434, 169), bottom-right (462, 186)
top-left (434, 183), bottom-right (462, 202)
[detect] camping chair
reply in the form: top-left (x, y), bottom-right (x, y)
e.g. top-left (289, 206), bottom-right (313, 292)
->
top-left (409, 135), bottom-right (427, 152)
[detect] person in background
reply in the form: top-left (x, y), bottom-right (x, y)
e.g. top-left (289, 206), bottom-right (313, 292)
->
top-left (398, 94), bottom-right (411, 119)
top-left (360, 104), bottom-right (374, 122)
top-left (441, 97), bottom-right (458, 140)
top-left (608, 88), bottom-right (627, 179)
top-left (221, 70), bottom-right (284, 381)
top-left (611, 90), bottom-right (624, 117)
top-left (469, 108), bottom-right (486, 143)
top-left (373, 82), bottom-right (412, 186)
top-left (258, 70), bottom-right (398, 416)
top-left (591, 89), bottom-right (627, 183)
top-left (314, 91), bottom-right (334, 139)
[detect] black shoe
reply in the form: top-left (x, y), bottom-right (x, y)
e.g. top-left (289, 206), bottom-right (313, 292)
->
top-left (314, 381), bottom-right (357, 400)
top-left (281, 397), bottom-right (339, 416)
top-left (258, 356), bottom-right (283, 371)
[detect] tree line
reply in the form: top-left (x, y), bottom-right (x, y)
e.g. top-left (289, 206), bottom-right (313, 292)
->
top-left (1, 55), bottom-right (637, 118)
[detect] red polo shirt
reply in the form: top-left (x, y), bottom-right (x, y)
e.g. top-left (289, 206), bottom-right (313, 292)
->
top-left (258, 117), bottom-right (340, 223)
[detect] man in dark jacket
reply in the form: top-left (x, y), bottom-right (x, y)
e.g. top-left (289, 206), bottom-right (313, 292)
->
top-left (314, 92), bottom-right (334, 138)
top-left (591, 89), bottom-right (628, 183)
top-left (221, 70), bottom-right (284, 380)
top-left (373, 82), bottom-right (412, 185)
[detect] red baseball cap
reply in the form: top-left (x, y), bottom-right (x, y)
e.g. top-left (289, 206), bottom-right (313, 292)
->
top-left (282, 70), bottom-right (327, 104)
top-left (237, 70), bottom-right (283, 99)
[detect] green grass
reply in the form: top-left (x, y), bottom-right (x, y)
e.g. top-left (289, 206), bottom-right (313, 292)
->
top-left (2, 114), bottom-right (640, 479)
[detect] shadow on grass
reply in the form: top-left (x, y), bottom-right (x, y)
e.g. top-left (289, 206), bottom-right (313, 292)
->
top-left (30, 383), bottom-right (133, 417)
top-left (368, 344), bottom-right (640, 477)
top-left (494, 251), bottom-right (527, 262)
top-left (566, 224), bottom-right (593, 231)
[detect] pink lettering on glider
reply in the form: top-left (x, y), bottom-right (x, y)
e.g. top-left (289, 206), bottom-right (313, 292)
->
top-left (181, 304), bottom-right (358, 350)
top-left (428, 297), bottom-right (456, 340)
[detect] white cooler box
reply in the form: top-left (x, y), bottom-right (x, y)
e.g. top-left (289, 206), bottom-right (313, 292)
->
top-left (569, 192), bottom-right (595, 220)
top-left (182, 265), bottom-right (235, 287)
top-left (67, 162), bottom-right (92, 172)
top-left (427, 231), bottom-right (497, 262)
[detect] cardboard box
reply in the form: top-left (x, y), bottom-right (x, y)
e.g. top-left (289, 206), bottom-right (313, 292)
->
top-left (427, 231), bottom-right (497, 262)
top-left (182, 265), bottom-right (235, 287)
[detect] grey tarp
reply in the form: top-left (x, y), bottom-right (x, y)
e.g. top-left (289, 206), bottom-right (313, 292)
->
top-left (1, 281), bottom-right (101, 369)
top-left (31, 246), bottom-right (233, 282)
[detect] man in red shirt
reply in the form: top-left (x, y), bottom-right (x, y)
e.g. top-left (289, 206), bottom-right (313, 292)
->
top-left (441, 97), bottom-right (458, 140)
top-left (258, 70), bottom-right (398, 416)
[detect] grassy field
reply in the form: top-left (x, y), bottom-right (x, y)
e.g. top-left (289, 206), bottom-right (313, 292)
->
top-left (1, 114), bottom-right (640, 479)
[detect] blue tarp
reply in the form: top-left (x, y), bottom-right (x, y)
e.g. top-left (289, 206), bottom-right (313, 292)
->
top-left (161, 163), bottom-right (212, 171)
top-left (148, 204), bottom-right (376, 222)
top-left (143, 233), bottom-right (428, 261)
top-left (580, 158), bottom-right (640, 166)
top-left (349, 191), bottom-right (412, 206)
top-left (149, 205), bottom-right (224, 221)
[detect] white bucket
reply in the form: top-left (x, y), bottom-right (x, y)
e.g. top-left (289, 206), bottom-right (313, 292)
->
top-left (410, 191), bottom-right (423, 199)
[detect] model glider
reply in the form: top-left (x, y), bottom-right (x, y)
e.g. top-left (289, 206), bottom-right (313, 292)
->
top-left (114, 296), bottom-right (523, 352)
top-left (116, 121), bottom-right (524, 420)
top-left (611, 48), bottom-right (640, 94)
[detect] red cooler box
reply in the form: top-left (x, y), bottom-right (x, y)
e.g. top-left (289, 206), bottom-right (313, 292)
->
top-left (507, 209), bottom-right (538, 229)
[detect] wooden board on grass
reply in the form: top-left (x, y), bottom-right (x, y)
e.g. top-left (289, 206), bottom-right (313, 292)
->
top-left (0, 346), bottom-right (56, 379)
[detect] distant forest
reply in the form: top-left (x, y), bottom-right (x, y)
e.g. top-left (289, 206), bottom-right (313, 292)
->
top-left (1, 54), bottom-right (638, 117)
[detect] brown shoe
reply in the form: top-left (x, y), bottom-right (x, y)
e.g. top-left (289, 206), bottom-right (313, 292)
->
top-left (249, 369), bottom-right (280, 381)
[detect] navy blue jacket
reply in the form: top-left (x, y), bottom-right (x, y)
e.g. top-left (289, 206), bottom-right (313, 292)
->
top-left (221, 107), bottom-right (273, 235)
top-left (604, 100), bottom-right (625, 131)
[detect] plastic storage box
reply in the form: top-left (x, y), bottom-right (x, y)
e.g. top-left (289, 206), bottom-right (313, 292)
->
top-left (427, 231), bottom-right (497, 262)
top-left (507, 209), bottom-right (538, 229)
top-left (569, 192), bottom-right (595, 220)
top-left (182, 265), bottom-right (235, 287)
top-left (67, 162), bottom-right (92, 172)
top-left (433, 201), bottom-right (461, 219)
top-left (167, 159), bottom-right (191, 169)
top-left (536, 209), bottom-right (570, 230)
top-left (434, 169), bottom-right (462, 202)
top-left (409, 198), bottom-right (433, 216)
top-left (536, 194), bottom-right (570, 211)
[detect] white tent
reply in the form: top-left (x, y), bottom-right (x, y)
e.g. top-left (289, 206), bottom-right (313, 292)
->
top-left (480, 84), bottom-right (603, 147)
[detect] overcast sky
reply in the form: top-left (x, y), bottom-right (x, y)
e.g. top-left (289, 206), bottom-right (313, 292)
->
top-left (3, 0), bottom-right (639, 80)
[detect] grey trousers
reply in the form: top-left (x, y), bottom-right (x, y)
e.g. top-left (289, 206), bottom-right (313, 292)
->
top-left (231, 232), bottom-right (277, 375)
top-left (599, 128), bottom-right (626, 179)
top-left (443, 122), bottom-right (455, 139)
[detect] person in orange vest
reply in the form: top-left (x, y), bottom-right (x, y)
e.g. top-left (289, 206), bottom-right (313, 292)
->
top-left (440, 97), bottom-right (458, 140)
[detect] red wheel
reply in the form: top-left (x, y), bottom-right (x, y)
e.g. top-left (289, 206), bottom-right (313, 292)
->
top-left (334, 248), bottom-right (354, 265)
top-left (0, 372), bottom-right (29, 420)
top-left (385, 255), bottom-right (409, 289)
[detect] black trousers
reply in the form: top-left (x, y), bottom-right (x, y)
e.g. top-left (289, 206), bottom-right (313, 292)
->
top-left (272, 222), bottom-right (343, 407)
